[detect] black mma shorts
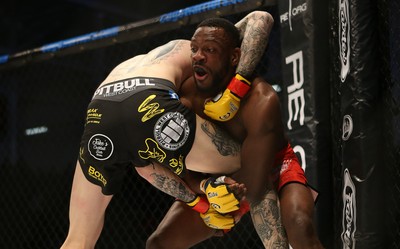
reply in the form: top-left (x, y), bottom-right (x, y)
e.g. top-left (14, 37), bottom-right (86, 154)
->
top-left (78, 77), bottom-right (196, 195)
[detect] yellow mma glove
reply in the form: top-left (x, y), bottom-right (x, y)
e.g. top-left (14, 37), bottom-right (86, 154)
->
top-left (204, 74), bottom-right (251, 121)
top-left (199, 205), bottom-right (235, 230)
top-left (200, 176), bottom-right (240, 214)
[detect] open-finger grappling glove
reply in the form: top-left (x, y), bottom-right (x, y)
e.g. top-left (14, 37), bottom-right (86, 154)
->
top-left (204, 74), bottom-right (251, 121)
top-left (200, 176), bottom-right (240, 214)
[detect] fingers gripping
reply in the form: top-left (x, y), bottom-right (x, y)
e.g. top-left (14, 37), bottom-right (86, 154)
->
top-left (200, 176), bottom-right (240, 213)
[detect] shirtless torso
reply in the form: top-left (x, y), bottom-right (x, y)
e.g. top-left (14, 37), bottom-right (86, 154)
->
top-left (97, 39), bottom-right (242, 176)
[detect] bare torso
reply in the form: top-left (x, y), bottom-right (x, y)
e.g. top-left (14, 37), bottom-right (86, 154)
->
top-left (95, 39), bottom-right (242, 175)
top-left (99, 40), bottom-right (193, 89)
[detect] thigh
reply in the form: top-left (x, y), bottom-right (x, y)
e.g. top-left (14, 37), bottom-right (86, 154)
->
top-left (63, 162), bottom-right (113, 248)
top-left (279, 183), bottom-right (314, 219)
top-left (149, 200), bottom-right (215, 248)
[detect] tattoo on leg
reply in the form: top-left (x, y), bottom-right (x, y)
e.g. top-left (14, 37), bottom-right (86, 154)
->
top-left (250, 190), bottom-right (289, 248)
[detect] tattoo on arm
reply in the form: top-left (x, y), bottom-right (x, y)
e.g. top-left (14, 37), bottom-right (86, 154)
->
top-left (145, 40), bottom-right (184, 65)
top-left (200, 121), bottom-right (240, 156)
top-left (250, 190), bottom-right (288, 248)
top-left (235, 12), bottom-right (274, 78)
top-left (150, 171), bottom-right (196, 202)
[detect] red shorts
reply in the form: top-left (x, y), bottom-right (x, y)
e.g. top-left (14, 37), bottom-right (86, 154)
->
top-left (273, 143), bottom-right (307, 192)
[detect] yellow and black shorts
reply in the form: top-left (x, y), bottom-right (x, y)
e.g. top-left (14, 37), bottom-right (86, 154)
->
top-left (78, 77), bottom-right (196, 195)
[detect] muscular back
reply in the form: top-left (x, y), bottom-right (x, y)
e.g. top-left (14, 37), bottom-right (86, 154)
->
top-left (94, 39), bottom-right (243, 175)
top-left (100, 40), bottom-right (193, 90)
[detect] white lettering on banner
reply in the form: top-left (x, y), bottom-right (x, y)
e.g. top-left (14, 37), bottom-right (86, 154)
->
top-left (286, 51), bottom-right (305, 130)
top-left (341, 168), bottom-right (356, 249)
top-left (339, 0), bottom-right (350, 82)
top-left (279, 0), bottom-right (307, 31)
top-left (292, 145), bottom-right (306, 171)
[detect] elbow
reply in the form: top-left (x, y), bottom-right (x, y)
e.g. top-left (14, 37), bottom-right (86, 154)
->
top-left (252, 10), bottom-right (274, 23)
top-left (252, 11), bottom-right (274, 32)
top-left (135, 165), bottom-right (152, 181)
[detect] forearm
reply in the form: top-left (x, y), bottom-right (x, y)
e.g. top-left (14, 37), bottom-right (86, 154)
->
top-left (231, 136), bottom-right (276, 203)
top-left (135, 164), bottom-right (197, 202)
top-left (235, 11), bottom-right (274, 78)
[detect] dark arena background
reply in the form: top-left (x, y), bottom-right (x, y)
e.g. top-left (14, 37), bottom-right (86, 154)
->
top-left (0, 0), bottom-right (399, 248)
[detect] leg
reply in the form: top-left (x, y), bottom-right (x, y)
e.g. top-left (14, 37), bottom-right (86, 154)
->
top-left (249, 189), bottom-right (289, 248)
top-left (60, 161), bottom-right (113, 249)
top-left (146, 200), bottom-right (216, 249)
top-left (279, 183), bottom-right (324, 249)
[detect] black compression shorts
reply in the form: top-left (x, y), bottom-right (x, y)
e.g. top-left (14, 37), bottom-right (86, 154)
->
top-left (78, 77), bottom-right (196, 195)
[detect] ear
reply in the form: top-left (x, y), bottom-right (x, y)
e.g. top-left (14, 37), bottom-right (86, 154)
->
top-left (231, 48), bottom-right (241, 66)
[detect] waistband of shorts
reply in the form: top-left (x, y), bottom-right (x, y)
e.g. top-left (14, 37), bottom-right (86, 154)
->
top-left (92, 77), bottom-right (177, 101)
top-left (102, 77), bottom-right (176, 90)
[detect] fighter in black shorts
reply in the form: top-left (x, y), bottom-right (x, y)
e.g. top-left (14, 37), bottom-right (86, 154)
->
top-left (79, 77), bottom-right (196, 195)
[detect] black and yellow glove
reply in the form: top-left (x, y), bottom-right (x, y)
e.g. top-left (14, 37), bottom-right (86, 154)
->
top-left (200, 176), bottom-right (240, 214)
top-left (199, 205), bottom-right (235, 230)
top-left (204, 74), bottom-right (251, 121)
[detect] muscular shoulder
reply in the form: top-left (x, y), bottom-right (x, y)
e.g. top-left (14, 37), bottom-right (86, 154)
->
top-left (103, 39), bottom-right (192, 85)
top-left (241, 77), bottom-right (283, 133)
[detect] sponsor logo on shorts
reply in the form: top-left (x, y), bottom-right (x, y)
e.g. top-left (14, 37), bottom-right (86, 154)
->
top-left (93, 78), bottom-right (156, 98)
top-left (168, 154), bottom-right (184, 175)
top-left (88, 134), bottom-right (114, 160)
top-left (86, 108), bottom-right (103, 124)
top-left (341, 168), bottom-right (356, 249)
top-left (280, 159), bottom-right (292, 174)
top-left (88, 165), bottom-right (107, 186)
top-left (138, 94), bottom-right (165, 122)
top-left (168, 90), bottom-right (179, 100)
top-left (342, 114), bottom-right (353, 141)
top-left (138, 138), bottom-right (167, 163)
top-left (154, 112), bottom-right (190, 151)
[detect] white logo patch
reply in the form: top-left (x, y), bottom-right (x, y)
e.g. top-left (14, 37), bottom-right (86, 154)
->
top-left (88, 134), bottom-right (114, 160)
top-left (154, 112), bottom-right (190, 151)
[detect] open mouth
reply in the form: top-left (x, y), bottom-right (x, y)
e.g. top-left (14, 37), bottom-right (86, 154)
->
top-left (193, 66), bottom-right (208, 81)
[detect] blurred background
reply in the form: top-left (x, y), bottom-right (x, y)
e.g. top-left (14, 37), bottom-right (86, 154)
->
top-left (0, 0), bottom-right (206, 54)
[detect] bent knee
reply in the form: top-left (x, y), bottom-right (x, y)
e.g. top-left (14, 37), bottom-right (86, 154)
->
top-left (282, 209), bottom-right (314, 233)
top-left (146, 232), bottom-right (187, 249)
top-left (146, 232), bottom-right (167, 249)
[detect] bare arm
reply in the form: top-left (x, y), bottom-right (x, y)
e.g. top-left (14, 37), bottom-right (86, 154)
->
top-left (231, 80), bottom-right (284, 202)
top-left (235, 11), bottom-right (274, 78)
top-left (136, 163), bottom-right (198, 203)
top-left (230, 80), bottom-right (289, 247)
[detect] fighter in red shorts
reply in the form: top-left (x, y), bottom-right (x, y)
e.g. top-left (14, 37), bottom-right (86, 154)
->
top-left (273, 143), bottom-right (311, 192)
top-left (146, 16), bottom-right (323, 248)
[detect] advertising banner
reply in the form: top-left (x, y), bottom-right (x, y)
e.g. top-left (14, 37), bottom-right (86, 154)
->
top-left (331, 0), bottom-right (386, 248)
top-left (278, 0), bottom-right (333, 246)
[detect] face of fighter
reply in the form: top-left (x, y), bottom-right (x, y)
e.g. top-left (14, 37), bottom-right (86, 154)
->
top-left (190, 26), bottom-right (238, 94)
